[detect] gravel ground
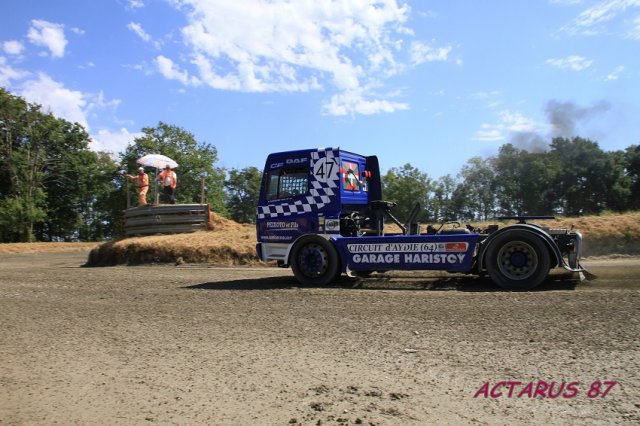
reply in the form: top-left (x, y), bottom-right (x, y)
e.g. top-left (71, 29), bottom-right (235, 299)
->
top-left (0, 252), bottom-right (639, 425)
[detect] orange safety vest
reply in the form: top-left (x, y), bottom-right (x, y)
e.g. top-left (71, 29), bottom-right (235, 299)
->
top-left (159, 169), bottom-right (177, 189)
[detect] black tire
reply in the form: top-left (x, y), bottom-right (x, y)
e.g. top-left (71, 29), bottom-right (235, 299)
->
top-left (485, 230), bottom-right (551, 290)
top-left (290, 236), bottom-right (340, 286)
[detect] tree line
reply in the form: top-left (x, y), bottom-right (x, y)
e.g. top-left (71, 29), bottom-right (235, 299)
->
top-left (383, 138), bottom-right (640, 223)
top-left (1, 88), bottom-right (639, 242)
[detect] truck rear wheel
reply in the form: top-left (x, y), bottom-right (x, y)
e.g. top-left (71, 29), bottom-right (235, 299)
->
top-left (290, 236), bottom-right (340, 286)
top-left (485, 230), bottom-right (551, 290)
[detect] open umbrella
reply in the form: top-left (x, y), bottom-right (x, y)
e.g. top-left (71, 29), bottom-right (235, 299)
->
top-left (137, 154), bottom-right (178, 169)
top-left (136, 154), bottom-right (178, 204)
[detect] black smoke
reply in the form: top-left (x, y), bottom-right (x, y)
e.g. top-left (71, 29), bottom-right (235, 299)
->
top-left (546, 99), bottom-right (611, 138)
top-left (510, 99), bottom-right (611, 152)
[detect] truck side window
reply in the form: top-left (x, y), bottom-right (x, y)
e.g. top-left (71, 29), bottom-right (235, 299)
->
top-left (266, 167), bottom-right (309, 200)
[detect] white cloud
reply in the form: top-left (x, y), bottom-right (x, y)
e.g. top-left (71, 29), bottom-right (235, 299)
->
top-left (163, 0), bottom-right (415, 115)
top-left (410, 40), bottom-right (452, 64)
top-left (474, 124), bottom-right (505, 142)
top-left (128, 21), bottom-right (161, 48)
top-left (546, 55), bottom-right (593, 71)
top-left (3, 40), bottom-right (24, 55)
top-left (574, 0), bottom-right (640, 27)
top-left (499, 111), bottom-right (538, 133)
top-left (18, 74), bottom-right (129, 153)
top-left (86, 90), bottom-right (121, 114)
top-left (128, 22), bottom-right (151, 42)
top-left (605, 65), bottom-right (625, 80)
top-left (156, 55), bottom-right (200, 86)
top-left (561, 0), bottom-right (640, 36)
top-left (324, 89), bottom-right (409, 116)
top-left (0, 57), bottom-right (29, 86)
top-left (90, 128), bottom-right (142, 154)
top-left (27, 20), bottom-right (67, 58)
top-left (70, 27), bottom-right (85, 36)
top-left (474, 110), bottom-right (540, 141)
top-left (20, 73), bottom-right (88, 128)
top-left (630, 15), bottom-right (640, 38)
top-left (127, 0), bottom-right (145, 9)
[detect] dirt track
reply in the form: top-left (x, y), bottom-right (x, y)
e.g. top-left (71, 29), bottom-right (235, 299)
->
top-left (1, 252), bottom-right (639, 425)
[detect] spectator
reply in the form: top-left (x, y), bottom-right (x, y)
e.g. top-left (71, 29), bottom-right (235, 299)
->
top-left (158, 164), bottom-right (177, 204)
top-left (126, 167), bottom-right (149, 206)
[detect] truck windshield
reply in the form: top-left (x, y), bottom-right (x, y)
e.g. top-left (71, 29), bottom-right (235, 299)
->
top-left (266, 166), bottom-right (309, 200)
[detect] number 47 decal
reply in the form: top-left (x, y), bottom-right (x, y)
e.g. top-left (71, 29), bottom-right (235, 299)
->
top-left (313, 157), bottom-right (338, 182)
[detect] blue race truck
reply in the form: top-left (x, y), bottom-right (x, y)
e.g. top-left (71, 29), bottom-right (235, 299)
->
top-left (256, 148), bottom-right (588, 290)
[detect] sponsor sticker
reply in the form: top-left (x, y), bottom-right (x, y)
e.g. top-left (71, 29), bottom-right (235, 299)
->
top-left (347, 242), bottom-right (468, 254)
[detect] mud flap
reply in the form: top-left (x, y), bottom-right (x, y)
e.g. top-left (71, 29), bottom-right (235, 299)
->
top-left (579, 267), bottom-right (597, 281)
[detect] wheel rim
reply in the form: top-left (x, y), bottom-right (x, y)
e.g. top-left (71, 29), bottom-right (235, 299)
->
top-left (297, 243), bottom-right (328, 278)
top-left (496, 240), bottom-right (538, 281)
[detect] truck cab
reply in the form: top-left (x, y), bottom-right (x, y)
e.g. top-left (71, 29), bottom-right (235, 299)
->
top-left (256, 148), bottom-right (382, 260)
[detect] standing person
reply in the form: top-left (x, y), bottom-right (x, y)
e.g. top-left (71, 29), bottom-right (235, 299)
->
top-left (126, 167), bottom-right (149, 206)
top-left (158, 164), bottom-right (177, 204)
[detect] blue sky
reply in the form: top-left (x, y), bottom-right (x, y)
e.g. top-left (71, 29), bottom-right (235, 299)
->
top-left (2, 0), bottom-right (639, 178)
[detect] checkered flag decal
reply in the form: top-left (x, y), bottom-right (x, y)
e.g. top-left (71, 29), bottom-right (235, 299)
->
top-left (257, 148), bottom-right (339, 219)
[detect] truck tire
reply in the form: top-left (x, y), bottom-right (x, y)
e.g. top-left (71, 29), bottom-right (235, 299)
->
top-left (485, 230), bottom-right (551, 290)
top-left (290, 236), bottom-right (340, 286)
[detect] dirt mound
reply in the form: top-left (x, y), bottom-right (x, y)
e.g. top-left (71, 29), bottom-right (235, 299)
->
top-left (207, 210), bottom-right (249, 232)
top-left (86, 212), bottom-right (259, 267)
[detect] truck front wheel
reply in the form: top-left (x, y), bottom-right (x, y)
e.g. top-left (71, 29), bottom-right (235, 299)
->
top-left (290, 237), bottom-right (340, 286)
top-left (485, 230), bottom-right (551, 290)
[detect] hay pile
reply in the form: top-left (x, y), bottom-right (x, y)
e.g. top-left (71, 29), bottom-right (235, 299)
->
top-left (86, 212), bottom-right (258, 266)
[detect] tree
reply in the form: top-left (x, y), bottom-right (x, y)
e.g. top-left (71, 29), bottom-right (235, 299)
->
top-left (0, 89), bottom-right (48, 241)
top-left (426, 174), bottom-right (458, 221)
top-left (492, 144), bottom-right (557, 216)
top-left (602, 149), bottom-right (631, 212)
top-left (75, 151), bottom-right (121, 241)
top-left (625, 145), bottom-right (640, 210)
top-left (456, 157), bottom-right (496, 220)
top-left (225, 167), bottom-right (262, 223)
top-left (491, 144), bottom-right (527, 216)
top-left (33, 118), bottom-right (94, 241)
top-left (381, 164), bottom-right (432, 223)
top-left (1, 88), bottom-right (123, 242)
top-left (549, 137), bottom-right (610, 215)
top-left (119, 122), bottom-right (227, 216)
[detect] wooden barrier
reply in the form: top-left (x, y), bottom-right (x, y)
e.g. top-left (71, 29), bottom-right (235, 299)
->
top-left (124, 204), bottom-right (210, 236)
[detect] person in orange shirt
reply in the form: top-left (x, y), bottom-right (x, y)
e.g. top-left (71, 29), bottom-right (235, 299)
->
top-left (157, 164), bottom-right (177, 204)
top-left (126, 167), bottom-right (149, 206)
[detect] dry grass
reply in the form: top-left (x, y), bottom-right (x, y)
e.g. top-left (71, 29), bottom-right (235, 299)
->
top-left (0, 242), bottom-right (100, 254)
top-left (548, 212), bottom-right (640, 256)
top-left (3, 211), bottom-right (640, 264)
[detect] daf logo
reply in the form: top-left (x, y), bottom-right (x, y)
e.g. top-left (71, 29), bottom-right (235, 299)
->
top-left (270, 158), bottom-right (308, 169)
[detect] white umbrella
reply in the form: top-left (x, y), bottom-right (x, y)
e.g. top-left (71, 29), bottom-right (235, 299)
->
top-left (137, 154), bottom-right (178, 169)
top-left (136, 154), bottom-right (178, 205)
